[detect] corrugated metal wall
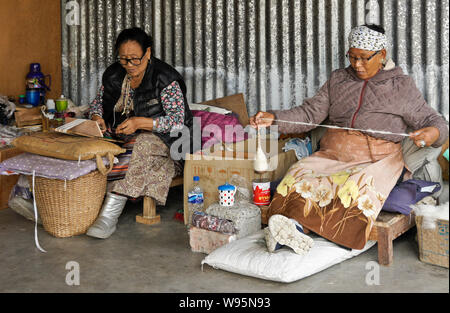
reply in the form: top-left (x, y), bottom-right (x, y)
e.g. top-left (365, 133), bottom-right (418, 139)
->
top-left (61, 0), bottom-right (449, 118)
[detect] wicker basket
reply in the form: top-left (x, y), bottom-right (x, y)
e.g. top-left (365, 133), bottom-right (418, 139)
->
top-left (28, 170), bottom-right (107, 238)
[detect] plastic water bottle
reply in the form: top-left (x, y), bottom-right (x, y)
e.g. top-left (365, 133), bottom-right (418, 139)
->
top-left (188, 176), bottom-right (204, 224)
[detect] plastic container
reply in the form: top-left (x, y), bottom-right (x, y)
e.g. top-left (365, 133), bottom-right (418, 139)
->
top-left (46, 99), bottom-right (56, 111)
top-left (19, 95), bottom-right (26, 104)
top-left (187, 176), bottom-right (204, 224)
top-left (218, 183), bottom-right (236, 207)
top-left (55, 95), bottom-right (68, 112)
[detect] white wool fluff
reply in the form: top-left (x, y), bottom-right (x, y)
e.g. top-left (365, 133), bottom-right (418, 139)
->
top-left (411, 202), bottom-right (449, 230)
top-left (254, 145), bottom-right (269, 172)
top-left (254, 130), bottom-right (269, 172)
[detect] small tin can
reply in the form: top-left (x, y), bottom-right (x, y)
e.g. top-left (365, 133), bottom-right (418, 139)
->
top-left (252, 179), bottom-right (271, 206)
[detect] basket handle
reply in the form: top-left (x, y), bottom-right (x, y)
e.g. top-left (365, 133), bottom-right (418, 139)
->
top-left (96, 152), bottom-right (114, 176)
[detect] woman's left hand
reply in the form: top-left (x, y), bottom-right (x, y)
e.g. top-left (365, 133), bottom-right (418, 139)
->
top-left (409, 127), bottom-right (440, 148)
top-left (116, 117), bottom-right (141, 135)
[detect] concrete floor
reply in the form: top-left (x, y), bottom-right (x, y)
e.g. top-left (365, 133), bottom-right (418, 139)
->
top-left (0, 185), bottom-right (448, 293)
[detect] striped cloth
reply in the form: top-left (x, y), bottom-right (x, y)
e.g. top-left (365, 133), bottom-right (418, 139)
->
top-left (107, 136), bottom-right (136, 182)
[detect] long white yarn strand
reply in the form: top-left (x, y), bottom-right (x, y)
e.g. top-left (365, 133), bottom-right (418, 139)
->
top-left (262, 118), bottom-right (411, 137)
top-left (32, 170), bottom-right (47, 253)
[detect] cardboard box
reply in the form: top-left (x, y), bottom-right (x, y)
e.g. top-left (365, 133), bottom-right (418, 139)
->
top-left (183, 93), bottom-right (298, 224)
top-left (0, 146), bottom-right (23, 209)
top-left (189, 226), bottom-right (237, 254)
top-left (416, 216), bottom-right (449, 268)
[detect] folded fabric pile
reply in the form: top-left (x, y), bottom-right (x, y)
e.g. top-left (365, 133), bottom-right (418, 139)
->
top-left (0, 125), bottom-right (27, 147)
top-left (191, 211), bottom-right (237, 235)
top-left (191, 110), bottom-right (248, 149)
top-left (189, 201), bottom-right (262, 254)
top-left (382, 179), bottom-right (441, 215)
top-left (189, 211), bottom-right (238, 254)
top-left (0, 95), bottom-right (15, 126)
top-left (282, 137), bottom-right (312, 161)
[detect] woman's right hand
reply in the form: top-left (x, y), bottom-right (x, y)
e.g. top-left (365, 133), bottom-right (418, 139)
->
top-left (92, 115), bottom-right (107, 134)
top-left (249, 111), bottom-right (275, 129)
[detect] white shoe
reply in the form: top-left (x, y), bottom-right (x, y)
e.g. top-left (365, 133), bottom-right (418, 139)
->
top-left (268, 214), bottom-right (314, 255)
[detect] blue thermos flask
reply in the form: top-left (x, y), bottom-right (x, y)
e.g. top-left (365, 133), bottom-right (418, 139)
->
top-left (26, 63), bottom-right (51, 106)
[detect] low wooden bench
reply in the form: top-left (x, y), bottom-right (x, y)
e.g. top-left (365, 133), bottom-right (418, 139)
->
top-left (260, 206), bottom-right (415, 266)
top-left (135, 176), bottom-right (184, 225)
top-left (368, 211), bottom-right (416, 266)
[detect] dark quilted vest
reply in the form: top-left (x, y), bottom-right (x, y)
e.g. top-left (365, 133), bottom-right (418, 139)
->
top-left (101, 56), bottom-right (194, 153)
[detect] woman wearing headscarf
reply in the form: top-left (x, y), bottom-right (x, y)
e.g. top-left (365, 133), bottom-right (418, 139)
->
top-left (250, 24), bottom-right (448, 250)
top-left (86, 27), bottom-right (194, 239)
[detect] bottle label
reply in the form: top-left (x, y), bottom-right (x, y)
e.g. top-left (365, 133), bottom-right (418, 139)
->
top-left (188, 193), bottom-right (204, 204)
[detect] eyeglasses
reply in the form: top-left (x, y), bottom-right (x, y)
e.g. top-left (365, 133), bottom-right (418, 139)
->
top-left (117, 54), bottom-right (145, 66)
top-left (346, 51), bottom-right (380, 64)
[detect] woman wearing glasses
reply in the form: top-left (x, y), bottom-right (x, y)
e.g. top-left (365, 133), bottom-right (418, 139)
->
top-left (250, 25), bottom-right (448, 252)
top-left (86, 27), bottom-right (194, 239)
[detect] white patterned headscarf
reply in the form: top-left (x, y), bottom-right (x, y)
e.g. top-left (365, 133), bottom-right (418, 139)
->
top-left (348, 25), bottom-right (388, 51)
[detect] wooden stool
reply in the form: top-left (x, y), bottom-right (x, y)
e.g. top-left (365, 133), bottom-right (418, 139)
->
top-left (368, 211), bottom-right (416, 266)
top-left (259, 206), bottom-right (415, 266)
top-left (136, 176), bottom-right (184, 225)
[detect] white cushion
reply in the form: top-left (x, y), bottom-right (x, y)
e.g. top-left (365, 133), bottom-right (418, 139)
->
top-left (202, 230), bottom-right (376, 283)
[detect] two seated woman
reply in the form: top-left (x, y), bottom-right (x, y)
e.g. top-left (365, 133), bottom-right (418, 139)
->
top-left (86, 25), bottom-right (448, 247)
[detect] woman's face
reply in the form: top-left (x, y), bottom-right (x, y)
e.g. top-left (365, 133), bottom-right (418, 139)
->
top-left (118, 40), bottom-right (151, 78)
top-left (347, 48), bottom-right (386, 80)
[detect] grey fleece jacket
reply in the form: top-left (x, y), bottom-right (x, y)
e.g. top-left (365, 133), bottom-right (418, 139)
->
top-left (271, 64), bottom-right (449, 148)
